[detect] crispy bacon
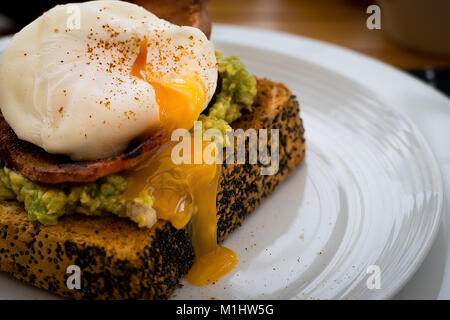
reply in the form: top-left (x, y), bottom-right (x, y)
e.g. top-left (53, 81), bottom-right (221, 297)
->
top-left (0, 0), bottom-right (212, 184)
top-left (0, 113), bottom-right (168, 184)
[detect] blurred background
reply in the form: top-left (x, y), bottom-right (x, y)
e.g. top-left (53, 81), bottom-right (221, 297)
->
top-left (0, 0), bottom-right (449, 94)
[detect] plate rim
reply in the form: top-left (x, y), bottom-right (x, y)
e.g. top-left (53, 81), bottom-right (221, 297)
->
top-left (212, 24), bottom-right (444, 300)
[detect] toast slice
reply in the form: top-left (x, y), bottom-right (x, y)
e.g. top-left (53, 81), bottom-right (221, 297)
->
top-left (0, 79), bottom-right (305, 299)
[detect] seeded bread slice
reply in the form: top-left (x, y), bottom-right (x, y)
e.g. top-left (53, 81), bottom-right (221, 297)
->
top-left (0, 79), bottom-right (305, 299)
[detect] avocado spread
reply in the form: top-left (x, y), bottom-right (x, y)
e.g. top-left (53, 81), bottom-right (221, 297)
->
top-left (199, 51), bottom-right (257, 143)
top-left (0, 164), bottom-right (155, 227)
top-left (0, 52), bottom-right (256, 227)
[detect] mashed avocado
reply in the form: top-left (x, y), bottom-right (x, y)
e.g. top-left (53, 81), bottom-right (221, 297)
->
top-left (0, 164), bottom-right (154, 227)
top-left (199, 51), bottom-right (257, 142)
top-left (0, 52), bottom-right (255, 227)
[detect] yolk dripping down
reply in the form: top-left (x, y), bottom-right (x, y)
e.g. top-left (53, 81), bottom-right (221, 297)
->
top-left (131, 40), bottom-right (206, 133)
top-left (128, 42), bottom-right (238, 286)
top-left (123, 138), bottom-right (238, 286)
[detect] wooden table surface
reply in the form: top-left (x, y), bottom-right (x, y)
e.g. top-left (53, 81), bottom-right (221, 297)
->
top-left (208, 0), bottom-right (450, 69)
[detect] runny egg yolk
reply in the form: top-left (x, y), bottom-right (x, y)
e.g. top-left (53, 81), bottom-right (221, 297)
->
top-left (131, 40), bottom-right (206, 133)
top-left (123, 137), bottom-right (238, 286)
top-left (128, 43), bottom-right (237, 286)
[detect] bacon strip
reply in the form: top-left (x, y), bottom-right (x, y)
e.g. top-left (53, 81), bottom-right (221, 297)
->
top-left (0, 113), bottom-right (168, 184)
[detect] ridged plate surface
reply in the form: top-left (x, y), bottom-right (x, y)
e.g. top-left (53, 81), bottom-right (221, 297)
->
top-left (0, 26), bottom-right (444, 300)
top-left (173, 27), bottom-right (444, 300)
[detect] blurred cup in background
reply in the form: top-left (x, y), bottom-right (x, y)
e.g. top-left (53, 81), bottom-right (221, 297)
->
top-left (377, 0), bottom-right (450, 56)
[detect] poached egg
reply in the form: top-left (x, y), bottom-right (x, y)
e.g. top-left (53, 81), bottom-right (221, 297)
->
top-left (0, 0), bottom-right (217, 161)
top-left (0, 0), bottom-right (236, 287)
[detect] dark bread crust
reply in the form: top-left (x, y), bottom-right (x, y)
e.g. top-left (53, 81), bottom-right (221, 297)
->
top-left (217, 79), bottom-right (306, 241)
top-left (0, 79), bottom-right (305, 299)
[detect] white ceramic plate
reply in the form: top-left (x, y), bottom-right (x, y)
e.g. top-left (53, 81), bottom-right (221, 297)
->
top-left (0, 25), bottom-right (447, 300)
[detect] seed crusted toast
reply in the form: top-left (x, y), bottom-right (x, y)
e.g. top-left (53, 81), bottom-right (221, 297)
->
top-left (0, 78), bottom-right (305, 299)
